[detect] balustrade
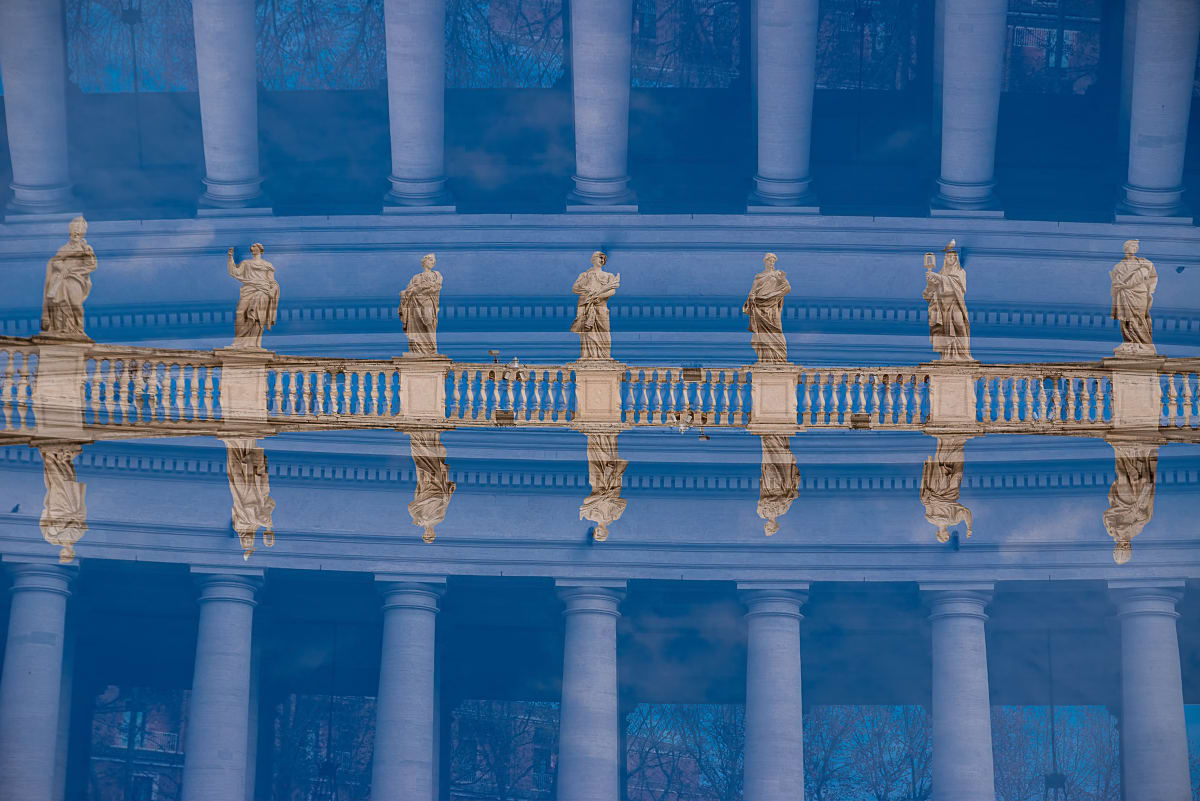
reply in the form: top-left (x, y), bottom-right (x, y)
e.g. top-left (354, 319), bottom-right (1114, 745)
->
top-left (1161, 365), bottom-right (1199, 430)
top-left (622, 368), bottom-right (752, 427)
top-left (797, 369), bottom-right (930, 428)
top-left (0, 344), bottom-right (37, 433)
top-left (445, 365), bottom-right (574, 424)
top-left (267, 361), bottom-right (401, 422)
top-left (83, 349), bottom-right (222, 428)
top-left (974, 366), bottom-right (1113, 430)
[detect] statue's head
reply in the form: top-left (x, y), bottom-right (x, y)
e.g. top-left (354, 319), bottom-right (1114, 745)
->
top-left (68, 216), bottom-right (87, 240)
top-left (250, 242), bottom-right (265, 257)
top-left (1123, 239), bottom-right (1139, 257)
top-left (591, 251), bottom-right (607, 269)
top-left (58, 544), bottom-right (75, 563)
top-left (936, 526), bottom-right (951, 544)
top-left (943, 239), bottom-right (959, 266)
top-left (763, 252), bottom-right (778, 270)
top-left (1113, 540), bottom-right (1132, 565)
top-left (242, 546), bottom-right (254, 560)
top-left (422, 525), bottom-right (437, 544)
top-left (764, 518), bottom-right (779, 536)
top-left (421, 253), bottom-right (436, 270)
top-left (593, 522), bottom-right (609, 541)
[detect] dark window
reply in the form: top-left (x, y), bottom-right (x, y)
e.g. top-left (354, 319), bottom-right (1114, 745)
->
top-left (816, 0), bottom-right (922, 91)
top-left (631, 0), bottom-right (743, 88)
top-left (1003, 0), bottom-right (1102, 94)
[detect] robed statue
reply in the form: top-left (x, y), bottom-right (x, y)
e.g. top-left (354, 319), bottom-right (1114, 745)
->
top-left (920, 435), bottom-right (973, 543)
top-left (1110, 239), bottom-right (1157, 357)
top-left (409, 430), bottom-right (456, 543)
top-left (923, 240), bottom-right (973, 362)
top-left (39, 443), bottom-right (87, 563)
top-left (743, 252), bottom-right (791, 363)
top-left (1103, 442), bottom-right (1157, 565)
top-left (399, 253), bottom-right (443, 356)
top-left (227, 244), bottom-right (279, 349)
top-left (225, 438), bottom-right (276, 559)
top-left (757, 435), bottom-right (800, 536)
top-left (41, 216), bottom-right (97, 339)
top-left (570, 251), bottom-right (620, 361)
top-left (580, 433), bottom-right (628, 542)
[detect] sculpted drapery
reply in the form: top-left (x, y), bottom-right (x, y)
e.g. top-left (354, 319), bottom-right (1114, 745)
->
top-left (1104, 443), bottom-right (1157, 564)
top-left (1110, 239), bottom-right (1157, 356)
top-left (399, 253), bottom-right (443, 356)
top-left (743, 252), bottom-right (791, 363)
top-left (39, 444), bottom-right (87, 563)
top-left (409, 430), bottom-right (456, 543)
top-left (923, 240), bottom-right (973, 362)
top-left (757, 435), bottom-right (800, 535)
top-left (41, 216), bottom-right (97, 339)
top-left (228, 244), bottom-right (280, 349)
top-left (580, 433), bottom-right (628, 541)
top-left (225, 438), bottom-right (276, 559)
top-left (920, 436), bottom-right (973, 543)
top-left (570, 251), bottom-right (620, 361)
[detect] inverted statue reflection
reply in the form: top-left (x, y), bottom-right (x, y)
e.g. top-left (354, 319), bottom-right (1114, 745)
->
top-left (227, 244), bottom-right (279, 349)
top-left (1110, 239), bottom-right (1157, 357)
top-left (570, 251), bottom-right (620, 361)
top-left (757, 435), bottom-right (800, 536)
top-left (920, 435), bottom-right (973, 543)
top-left (41, 216), bottom-right (97, 340)
top-left (923, 240), bottom-right (973, 362)
top-left (409, 430), bottom-right (456, 543)
top-left (580, 433), bottom-right (627, 541)
top-left (743, 252), bottom-right (791, 363)
top-left (225, 438), bottom-right (276, 559)
top-left (39, 443), bottom-right (87, 563)
top-left (399, 253), bottom-right (443, 356)
top-left (1104, 441), bottom-right (1157, 564)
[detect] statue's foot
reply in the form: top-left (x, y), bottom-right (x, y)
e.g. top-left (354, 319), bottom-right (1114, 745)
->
top-left (1114, 342), bottom-right (1156, 358)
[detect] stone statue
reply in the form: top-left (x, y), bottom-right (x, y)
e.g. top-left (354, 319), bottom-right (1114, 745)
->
top-left (1103, 442), bottom-right (1157, 565)
top-left (227, 244), bottom-right (279, 349)
top-left (1110, 239), bottom-right (1157, 357)
top-left (920, 435), bottom-right (973, 544)
top-left (41, 216), bottom-right (97, 340)
top-left (225, 438), bottom-right (276, 559)
top-left (743, 252), bottom-right (791, 363)
top-left (399, 253), bottom-right (443, 356)
top-left (570, 251), bottom-right (620, 361)
top-left (409, 430), bottom-right (456, 543)
top-left (923, 240), bottom-right (973, 362)
top-left (39, 443), bottom-right (87, 563)
top-left (580, 432), bottom-right (628, 541)
top-left (757, 435), bottom-right (800, 536)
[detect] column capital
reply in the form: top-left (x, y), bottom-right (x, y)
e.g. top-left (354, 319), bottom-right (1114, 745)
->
top-left (556, 579), bottom-right (626, 616)
top-left (190, 566), bottom-right (263, 605)
top-left (738, 582), bottom-right (809, 618)
top-left (375, 575), bottom-right (446, 612)
top-left (1108, 578), bottom-right (1185, 617)
top-left (3, 558), bottom-right (76, 596)
top-left (920, 581), bottom-right (993, 619)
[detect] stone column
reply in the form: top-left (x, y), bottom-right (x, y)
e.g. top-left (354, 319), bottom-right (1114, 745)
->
top-left (566, 0), bottom-right (637, 210)
top-left (383, 0), bottom-right (454, 210)
top-left (0, 561), bottom-right (75, 800)
top-left (181, 568), bottom-right (261, 801)
top-left (1118, 0), bottom-right (1200, 219)
top-left (748, 0), bottom-right (820, 211)
top-left (556, 580), bottom-right (625, 801)
top-left (1118, 0), bottom-right (1139, 164)
top-left (371, 576), bottom-right (445, 801)
top-left (931, 0), bottom-right (1007, 215)
top-left (0, 0), bottom-right (76, 215)
top-left (191, 0), bottom-right (267, 211)
top-left (739, 583), bottom-right (808, 800)
top-left (1109, 580), bottom-right (1190, 801)
top-left (922, 583), bottom-right (995, 801)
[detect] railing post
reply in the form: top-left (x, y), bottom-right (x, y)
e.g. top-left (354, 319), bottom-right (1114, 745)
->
top-left (748, 365), bottom-right (798, 432)
top-left (923, 363), bottom-right (980, 433)
top-left (1105, 356), bottom-right (1166, 433)
top-left (397, 355), bottom-right (451, 423)
top-left (31, 340), bottom-right (89, 439)
top-left (571, 362), bottom-right (626, 426)
top-left (217, 347), bottom-right (272, 428)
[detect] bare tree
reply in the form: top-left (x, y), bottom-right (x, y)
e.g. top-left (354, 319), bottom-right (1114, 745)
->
top-left (452, 699), bottom-right (558, 800)
top-left (445, 0), bottom-right (565, 88)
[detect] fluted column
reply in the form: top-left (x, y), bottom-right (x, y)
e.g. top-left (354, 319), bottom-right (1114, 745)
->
top-left (181, 569), bottom-right (261, 801)
top-left (566, 0), bottom-right (637, 210)
top-left (0, 0), bottom-right (76, 214)
top-left (556, 580), bottom-right (625, 801)
top-left (371, 576), bottom-right (445, 801)
top-left (739, 583), bottom-right (807, 801)
top-left (0, 561), bottom-right (76, 801)
top-left (748, 0), bottom-right (820, 211)
top-left (922, 583), bottom-right (995, 801)
top-left (1118, 0), bottom-right (1200, 219)
top-left (1109, 580), bottom-right (1190, 801)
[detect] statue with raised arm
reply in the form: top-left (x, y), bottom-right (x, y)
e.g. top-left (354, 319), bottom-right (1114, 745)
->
top-left (227, 243), bottom-right (279, 349)
top-left (41, 216), bottom-right (97, 339)
top-left (743, 252), bottom-right (791, 363)
top-left (399, 253), bottom-right (443, 356)
top-left (409, 430), bottom-right (456, 543)
top-left (920, 435), bottom-right (973, 543)
top-left (570, 251), bottom-right (620, 361)
top-left (923, 240), bottom-right (973, 362)
top-left (225, 438), bottom-right (276, 559)
top-left (1110, 239), bottom-right (1157, 357)
top-left (580, 432), bottom-right (628, 541)
top-left (757, 435), bottom-right (800, 536)
top-left (1103, 441), bottom-right (1157, 565)
top-left (39, 443), bottom-right (87, 563)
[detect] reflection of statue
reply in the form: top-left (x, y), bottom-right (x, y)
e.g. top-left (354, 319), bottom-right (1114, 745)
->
top-left (399, 253), bottom-right (443, 356)
top-left (39, 444), bottom-right (87, 563)
top-left (1110, 239), bottom-right (1157, 357)
top-left (225, 438), bottom-right (275, 559)
top-left (920, 435), bottom-right (973, 543)
top-left (227, 244), bottom-right (279, 349)
top-left (409, 430), bottom-right (455, 543)
top-left (757, 435), bottom-right (800, 536)
top-left (580, 433), bottom-right (628, 541)
top-left (743, 252), bottom-right (791, 363)
top-left (1103, 442), bottom-right (1157, 565)
top-left (570, 251), bottom-right (620, 361)
top-left (41, 216), bottom-right (97, 339)
top-left (923, 240), bottom-right (973, 361)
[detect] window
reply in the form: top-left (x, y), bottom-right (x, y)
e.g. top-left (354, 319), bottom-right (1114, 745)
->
top-left (130, 772), bottom-right (157, 801)
top-left (1003, 0), bottom-right (1102, 94)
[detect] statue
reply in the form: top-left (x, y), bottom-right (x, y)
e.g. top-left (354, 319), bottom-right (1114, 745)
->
top-left (1103, 442), bottom-right (1157, 565)
top-left (227, 244), bottom-right (279, 349)
top-left (923, 240), bottom-right (973, 362)
top-left (399, 253), bottom-right (443, 356)
top-left (41, 216), bottom-right (97, 339)
top-left (39, 443), bottom-right (87, 563)
top-left (757, 435), bottom-right (800, 536)
top-left (743, 252), bottom-right (791, 363)
top-left (1110, 239), bottom-right (1157, 357)
top-left (570, 251), bottom-right (620, 361)
top-left (920, 435), bottom-right (973, 543)
top-left (580, 433), bottom-right (628, 541)
top-left (225, 438), bottom-right (276, 559)
top-left (409, 430), bottom-right (456, 543)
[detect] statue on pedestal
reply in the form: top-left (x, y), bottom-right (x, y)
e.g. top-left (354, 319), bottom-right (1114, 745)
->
top-left (39, 443), bottom-right (87, 563)
top-left (1103, 442), bottom-right (1157, 564)
top-left (743, 252), bottom-right (791, 363)
top-left (570, 251), bottom-right (620, 361)
top-left (923, 240), bottom-right (973, 362)
top-left (920, 435), bottom-right (973, 543)
top-left (41, 216), bottom-right (97, 340)
top-left (409, 430), bottom-right (455, 543)
top-left (225, 438), bottom-right (275, 559)
top-left (757, 435), bottom-right (800, 536)
top-left (580, 433), bottom-right (628, 541)
top-left (1110, 239), bottom-right (1157, 357)
top-left (227, 244), bottom-right (279, 349)
top-left (399, 253), bottom-right (443, 356)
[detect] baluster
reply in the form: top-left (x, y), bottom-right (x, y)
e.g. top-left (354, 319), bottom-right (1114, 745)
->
top-left (1183, 374), bottom-right (1195, 428)
top-left (384, 370), bottom-right (396, 416)
top-left (83, 360), bottom-right (97, 424)
top-left (516, 372), bottom-right (527, 420)
top-left (506, 372), bottom-right (516, 413)
top-left (14, 355), bottom-right (29, 427)
top-left (463, 370), bottom-right (476, 420)
top-left (718, 372), bottom-right (730, 426)
top-left (1093, 376), bottom-right (1106, 423)
top-left (649, 370), bottom-right (661, 422)
top-left (1047, 377), bottom-right (1060, 423)
top-left (1166, 373), bottom-right (1180, 426)
top-left (308, 371), bottom-right (319, 415)
top-left (1018, 375), bottom-right (1030, 422)
top-left (809, 372), bottom-right (823, 424)
top-left (1064, 376), bottom-right (1077, 423)
top-left (832, 372), bottom-right (845, 425)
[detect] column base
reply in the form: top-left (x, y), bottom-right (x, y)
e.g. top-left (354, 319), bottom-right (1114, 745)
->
top-left (5, 182), bottom-right (79, 219)
top-left (566, 176), bottom-right (637, 213)
top-left (384, 176), bottom-right (455, 213)
top-left (1116, 184), bottom-right (1192, 223)
top-left (198, 177), bottom-right (270, 216)
top-left (930, 179), bottom-right (1003, 217)
top-left (747, 176), bottom-right (819, 213)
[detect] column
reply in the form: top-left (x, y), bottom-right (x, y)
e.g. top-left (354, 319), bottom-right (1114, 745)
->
top-left (748, 0), bottom-right (820, 211)
top-left (556, 580), bottom-right (625, 801)
top-left (1118, 0), bottom-right (1139, 163)
top-left (383, 0), bottom-right (454, 210)
top-left (739, 583), bottom-right (808, 801)
top-left (1109, 580), bottom-right (1190, 801)
top-left (181, 569), bottom-right (261, 801)
top-left (191, 0), bottom-right (266, 210)
top-left (0, 561), bottom-right (75, 800)
top-left (1118, 0), bottom-right (1200, 219)
top-left (371, 576), bottom-right (444, 801)
top-left (566, 0), bottom-right (637, 210)
top-left (931, 0), bottom-right (1007, 214)
top-left (921, 583), bottom-right (995, 801)
top-left (0, 0), bottom-right (76, 214)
